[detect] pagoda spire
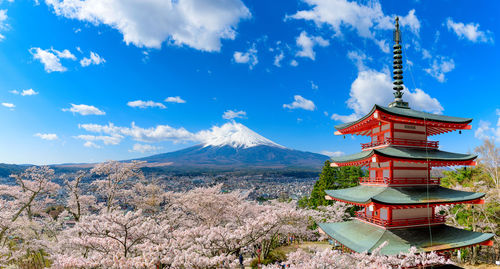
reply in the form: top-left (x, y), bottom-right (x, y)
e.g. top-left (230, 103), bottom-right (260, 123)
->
top-left (389, 17), bottom-right (409, 109)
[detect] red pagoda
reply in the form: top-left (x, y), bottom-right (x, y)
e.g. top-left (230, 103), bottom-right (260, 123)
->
top-left (318, 17), bottom-right (494, 256)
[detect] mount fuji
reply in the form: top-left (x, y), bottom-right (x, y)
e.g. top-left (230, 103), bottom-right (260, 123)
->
top-left (136, 122), bottom-right (329, 170)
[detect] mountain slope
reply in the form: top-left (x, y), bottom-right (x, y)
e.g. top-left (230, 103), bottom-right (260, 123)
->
top-left (138, 144), bottom-right (328, 169)
top-left (136, 122), bottom-right (329, 169)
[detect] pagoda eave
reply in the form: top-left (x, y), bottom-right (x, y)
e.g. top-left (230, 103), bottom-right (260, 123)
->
top-left (334, 105), bottom-right (472, 136)
top-left (331, 159), bottom-right (476, 168)
top-left (324, 186), bottom-right (485, 207)
top-left (330, 147), bottom-right (477, 168)
top-left (326, 195), bottom-right (484, 208)
top-left (319, 221), bottom-right (494, 255)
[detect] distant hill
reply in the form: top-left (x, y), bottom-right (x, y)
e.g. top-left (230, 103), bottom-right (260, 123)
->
top-left (0, 163), bottom-right (27, 178)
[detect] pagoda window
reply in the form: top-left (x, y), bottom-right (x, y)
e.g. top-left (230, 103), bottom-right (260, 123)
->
top-left (379, 208), bottom-right (388, 220)
top-left (370, 161), bottom-right (389, 168)
top-left (393, 168), bottom-right (428, 178)
top-left (365, 207), bottom-right (373, 217)
top-left (392, 207), bottom-right (432, 220)
top-left (381, 123), bottom-right (390, 131)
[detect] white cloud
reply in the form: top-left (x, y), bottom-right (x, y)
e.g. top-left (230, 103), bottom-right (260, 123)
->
top-left (273, 51), bottom-right (284, 67)
top-left (405, 88), bottom-right (443, 113)
top-left (83, 141), bottom-right (100, 148)
top-left (399, 9), bottom-right (420, 36)
top-left (75, 134), bottom-right (123, 145)
top-left (79, 122), bottom-right (194, 143)
top-left (330, 113), bottom-right (358, 123)
top-left (310, 81), bottom-right (318, 90)
top-left (165, 96), bottom-right (186, 103)
top-left (34, 133), bottom-right (58, 140)
top-left (62, 103), bottom-right (105, 115)
top-left (29, 47), bottom-right (76, 72)
top-left (1, 102), bottom-right (14, 108)
top-left (20, 89), bottom-right (38, 96)
top-left (30, 48), bottom-right (66, 72)
top-left (295, 31), bottom-right (329, 60)
top-left (421, 49), bottom-right (431, 59)
top-left (424, 56), bottom-right (455, 83)
top-left (331, 68), bottom-right (443, 122)
top-left (233, 45), bottom-right (258, 69)
top-left (320, 150), bottom-right (344, 157)
top-left (446, 18), bottom-right (494, 44)
top-left (127, 100), bottom-right (166, 109)
top-left (290, 59), bottom-right (298, 67)
top-left (347, 50), bottom-right (370, 71)
top-left (46, 0), bottom-right (251, 52)
top-left (288, 1), bottom-right (420, 52)
top-left (53, 48), bottom-right (77, 60)
top-left (129, 143), bottom-right (161, 153)
top-left (283, 95), bottom-right (316, 111)
top-left (0, 9), bottom-right (8, 40)
top-left (80, 51), bottom-right (105, 67)
top-left (222, 109), bottom-right (246, 120)
top-left (474, 110), bottom-right (500, 143)
top-left (10, 89), bottom-right (38, 96)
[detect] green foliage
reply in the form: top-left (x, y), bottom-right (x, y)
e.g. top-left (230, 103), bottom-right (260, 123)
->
top-left (302, 161), bottom-right (364, 209)
top-left (440, 162), bottom-right (500, 263)
top-left (441, 166), bottom-right (491, 188)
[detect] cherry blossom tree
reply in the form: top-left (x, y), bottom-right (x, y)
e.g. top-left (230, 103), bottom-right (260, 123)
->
top-left (89, 160), bottom-right (145, 212)
top-left (53, 210), bottom-right (161, 268)
top-left (0, 166), bottom-right (60, 267)
top-left (62, 170), bottom-right (96, 222)
top-left (475, 139), bottom-right (500, 189)
top-left (263, 244), bottom-right (449, 269)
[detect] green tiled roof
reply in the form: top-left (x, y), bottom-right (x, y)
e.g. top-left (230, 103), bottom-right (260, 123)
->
top-left (325, 186), bottom-right (484, 205)
top-left (331, 146), bottom-right (477, 164)
top-left (319, 220), bottom-right (493, 255)
top-left (335, 105), bottom-right (472, 130)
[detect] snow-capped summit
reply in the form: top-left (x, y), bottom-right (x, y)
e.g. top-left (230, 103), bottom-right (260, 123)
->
top-left (197, 122), bottom-right (285, 149)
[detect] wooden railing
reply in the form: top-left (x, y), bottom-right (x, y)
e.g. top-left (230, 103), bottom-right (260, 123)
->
top-left (359, 177), bottom-right (441, 185)
top-left (355, 212), bottom-right (446, 227)
top-left (361, 138), bottom-right (439, 150)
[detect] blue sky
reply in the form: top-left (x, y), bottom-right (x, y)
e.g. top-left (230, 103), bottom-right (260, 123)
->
top-left (0, 0), bottom-right (498, 164)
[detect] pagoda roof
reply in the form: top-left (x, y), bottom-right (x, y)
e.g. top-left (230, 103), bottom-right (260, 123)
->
top-left (335, 105), bottom-right (472, 135)
top-left (335, 105), bottom-right (472, 131)
top-left (318, 220), bottom-right (493, 255)
top-left (325, 185), bottom-right (484, 206)
top-left (331, 146), bottom-right (476, 166)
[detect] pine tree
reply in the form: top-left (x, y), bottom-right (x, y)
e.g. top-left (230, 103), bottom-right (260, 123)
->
top-left (304, 160), bottom-right (364, 208)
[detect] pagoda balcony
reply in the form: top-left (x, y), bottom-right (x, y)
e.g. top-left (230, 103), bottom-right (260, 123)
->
top-left (355, 212), bottom-right (446, 228)
top-left (359, 177), bottom-right (441, 186)
top-left (361, 138), bottom-right (438, 150)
